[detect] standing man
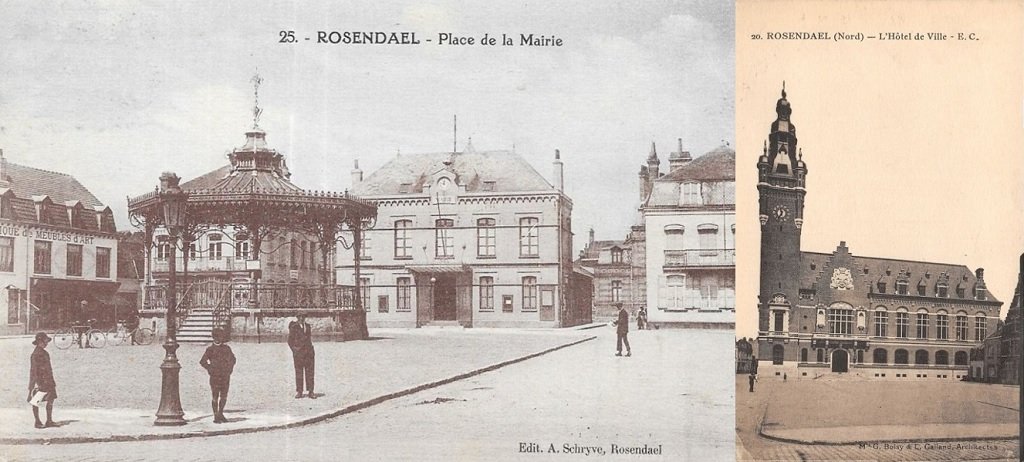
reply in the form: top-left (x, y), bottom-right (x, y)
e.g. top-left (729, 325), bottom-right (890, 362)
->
top-left (614, 303), bottom-right (631, 357)
top-left (28, 332), bottom-right (57, 428)
top-left (636, 305), bottom-right (648, 330)
top-left (748, 373), bottom-right (757, 392)
top-left (199, 328), bottom-right (236, 424)
top-left (74, 300), bottom-right (91, 349)
top-left (288, 313), bottom-right (316, 399)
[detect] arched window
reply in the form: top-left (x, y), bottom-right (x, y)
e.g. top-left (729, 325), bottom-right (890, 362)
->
top-left (873, 307), bottom-right (888, 337)
top-left (935, 350), bottom-right (949, 365)
top-left (935, 310), bottom-right (949, 340)
top-left (915, 309), bottom-right (929, 339)
top-left (915, 349), bottom-right (929, 365)
top-left (975, 313), bottom-right (988, 341)
top-left (895, 307), bottom-right (910, 338)
top-left (955, 312), bottom-right (969, 341)
top-left (894, 349), bottom-right (909, 365)
top-left (772, 345), bottom-right (784, 365)
top-left (828, 302), bottom-right (854, 335)
top-left (873, 348), bottom-right (888, 364)
top-left (954, 351), bottom-right (968, 366)
top-left (816, 349), bottom-right (824, 363)
top-left (664, 225), bottom-right (684, 250)
top-left (800, 348), bottom-right (808, 363)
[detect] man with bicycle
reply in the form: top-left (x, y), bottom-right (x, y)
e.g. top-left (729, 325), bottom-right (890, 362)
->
top-left (73, 301), bottom-right (92, 348)
top-left (125, 310), bottom-right (140, 346)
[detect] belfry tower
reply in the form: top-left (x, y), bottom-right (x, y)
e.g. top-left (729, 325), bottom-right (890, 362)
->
top-left (757, 84), bottom-right (808, 335)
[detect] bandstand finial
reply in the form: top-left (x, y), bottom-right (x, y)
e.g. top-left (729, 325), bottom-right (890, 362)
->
top-left (251, 69), bottom-right (264, 129)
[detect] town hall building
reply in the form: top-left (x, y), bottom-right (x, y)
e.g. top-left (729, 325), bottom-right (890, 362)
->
top-left (340, 144), bottom-right (592, 328)
top-left (755, 86), bottom-right (1002, 379)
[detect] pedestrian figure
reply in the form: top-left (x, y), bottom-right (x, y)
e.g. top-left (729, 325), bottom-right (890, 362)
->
top-left (288, 313), bottom-right (316, 399)
top-left (199, 328), bottom-right (235, 424)
top-left (636, 306), bottom-right (648, 330)
top-left (74, 300), bottom-right (91, 348)
top-left (28, 332), bottom-right (57, 429)
top-left (613, 303), bottom-right (631, 357)
top-left (748, 373), bottom-right (757, 392)
top-left (125, 310), bottom-right (141, 345)
top-left (783, 373), bottom-right (787, 382)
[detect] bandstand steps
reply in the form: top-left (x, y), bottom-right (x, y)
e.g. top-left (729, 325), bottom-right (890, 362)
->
top-left (178, 310), bottom-right (219, 343)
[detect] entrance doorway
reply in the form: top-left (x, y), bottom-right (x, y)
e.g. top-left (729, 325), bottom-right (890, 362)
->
top-left (433, 275), bottom-right (457, 321)
top-left (831, 350), bottom-right (849, 373)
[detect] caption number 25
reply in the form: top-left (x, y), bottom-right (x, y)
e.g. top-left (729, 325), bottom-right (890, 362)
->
top-left (279, 31), bottom-right (297, 43)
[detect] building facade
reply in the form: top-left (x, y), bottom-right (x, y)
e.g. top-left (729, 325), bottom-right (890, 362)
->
top-left (340, 146), bottom-right (590, 328)
top-left (969, 270), bottom-right (1020, 384)
top-left (642, 141), bottom-right (736, 327)
top-left (755, 87), bottom-right (1002, 380)
top-left (576, 226), bottom-right (645, 321)
top-left (0, 152), bottom-right (119, 335)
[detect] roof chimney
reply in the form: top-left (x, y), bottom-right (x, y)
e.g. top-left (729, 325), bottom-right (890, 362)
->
top-left (668, 138), bottom-right (692, 172)
top-left (351, 159), bottom-right (363, 185)
top-left (646, 142), bottom-right (660, 179)
top-left (552, 149), bottom-right (564, 192)
top-left (588, 227), bottom-right (595, 245)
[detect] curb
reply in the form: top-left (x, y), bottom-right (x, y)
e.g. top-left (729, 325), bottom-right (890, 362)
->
top-left (757, 429), bottom-right (1019, 446)
top-left (1, 335), bottom-right (596, 445)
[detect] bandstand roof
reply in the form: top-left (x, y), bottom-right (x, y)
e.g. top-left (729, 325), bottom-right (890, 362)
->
top-left (127, 127), bottom-right (376, 230)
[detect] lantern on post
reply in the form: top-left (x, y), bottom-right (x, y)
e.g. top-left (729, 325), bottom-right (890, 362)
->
top-left (154, 172), bottom-right (188, 426)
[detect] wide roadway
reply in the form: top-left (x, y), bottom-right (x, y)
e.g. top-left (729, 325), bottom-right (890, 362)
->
top-left (0, 327), bottom-right (734, 462)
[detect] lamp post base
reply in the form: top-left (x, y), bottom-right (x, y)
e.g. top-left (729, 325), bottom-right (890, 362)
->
top-left (154, 339), bottom-right (186, 426)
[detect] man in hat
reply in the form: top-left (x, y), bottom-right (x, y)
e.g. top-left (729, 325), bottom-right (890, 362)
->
top-left (27, 332), bottom-right (57, 428)
top-left (288, 313), bottom-right (316, 399)
top-left (614, 303), bottom-right (631, 357)
top-left (199, 328), bottom-right (236, 423)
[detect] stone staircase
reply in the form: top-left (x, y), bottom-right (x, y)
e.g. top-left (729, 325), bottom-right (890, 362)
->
top-left (177, 309), bottom-right (218, 343)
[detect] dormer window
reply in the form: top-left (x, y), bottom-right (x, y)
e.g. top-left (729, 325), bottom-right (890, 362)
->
top-left (975, 287), bottom-right (987, 300)
top-left (896, 281), bottom-right (908, 295)
top-left (482, 181), bottom-right (496, 192)
top-left (681, 182), bottom-right (701, 205)
top-left (876, 282), bottom-right (886, 294)
top-left (955, 287), bottom-right (965, 298)
top-left (68, 203), bottom-right (85, 229)
top-left (917, 281), bottom-right (926, 296)
top-left (398, 183), bottom-right (411, 194)
top-left (611, 248), bottom-right (623, 264)
top-left (937, 283), bottom-right (948, 298)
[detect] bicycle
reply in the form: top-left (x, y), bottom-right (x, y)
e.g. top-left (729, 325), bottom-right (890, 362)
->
top-left (107, 319), bottom-right (155, 346)
top-left (53, 320), bottom-right (105, 350)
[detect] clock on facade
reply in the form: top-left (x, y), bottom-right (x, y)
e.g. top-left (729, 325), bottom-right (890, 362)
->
top-left (438, 178), bottom-right (451, 189)
top-left (772, 204), bottom-right (789, 221)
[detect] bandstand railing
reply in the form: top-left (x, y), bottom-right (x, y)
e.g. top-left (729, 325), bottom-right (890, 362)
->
top-left (144, 281), bottom-right (358, 314)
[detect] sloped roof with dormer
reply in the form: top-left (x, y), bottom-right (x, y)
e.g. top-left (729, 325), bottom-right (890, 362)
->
top-left (4, 162), bottom-right (104, 207)
top-left (799, 244), bottom-right (1000, 304)
top-left (646, 146), bottom-right (736, 208)
top-left (351, 150), bottom-right (555, 196)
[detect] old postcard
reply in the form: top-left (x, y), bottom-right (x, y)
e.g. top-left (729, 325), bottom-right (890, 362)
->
top-left (0, 1), bottom-right (735, 461)
top-left (736, 1), bottom-right (1024, 461)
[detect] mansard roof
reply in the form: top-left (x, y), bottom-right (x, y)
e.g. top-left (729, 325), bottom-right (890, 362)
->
top-left (579, 239), bottom-right (624, 260)
top-left (352, 149), bottom-right (555, 196)
top-left (4, 162), bottom-right (104, 207)
top-left (799, 245), bottom-right (1000, 304)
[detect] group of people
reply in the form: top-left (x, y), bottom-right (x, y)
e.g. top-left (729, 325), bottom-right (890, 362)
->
top-left (27, 312), bottom-right (319, 428)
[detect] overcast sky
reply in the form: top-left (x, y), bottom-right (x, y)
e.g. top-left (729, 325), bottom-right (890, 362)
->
top-left (0, 0), bottom-right (734, 253)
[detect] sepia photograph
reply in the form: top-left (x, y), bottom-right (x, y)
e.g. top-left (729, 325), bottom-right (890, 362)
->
top-left (0, 1), bottom-right (735, 461)
top-left (735, 1), bottom-right (1024, 461)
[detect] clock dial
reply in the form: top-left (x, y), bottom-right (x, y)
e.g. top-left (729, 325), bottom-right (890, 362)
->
top-left (772, 205), bottom-right (790, 221)
top-left (438, 178), bottom-right (451, 189)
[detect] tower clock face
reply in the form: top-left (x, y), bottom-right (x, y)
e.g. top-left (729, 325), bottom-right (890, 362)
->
top-left (773, 205), bottom-right (790, 221)
top-left (438, 178), bottom-right (451, 189)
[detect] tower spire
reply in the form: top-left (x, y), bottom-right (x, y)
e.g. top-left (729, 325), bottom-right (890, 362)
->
top-left (250, 69), bottom-right (264, 129)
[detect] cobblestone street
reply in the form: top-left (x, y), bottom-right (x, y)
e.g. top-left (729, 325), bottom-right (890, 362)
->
top-left (736, 376), bottom-right (1020, 461)
top-left (0, 327), bottom-right (733, 461)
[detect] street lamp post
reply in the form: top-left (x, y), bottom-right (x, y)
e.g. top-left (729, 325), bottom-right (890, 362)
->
top-left (154, 172), bottom-right (187, 426)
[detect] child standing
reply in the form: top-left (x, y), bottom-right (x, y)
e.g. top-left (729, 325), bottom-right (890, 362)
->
top-left (199, 328), bottom-right (236, 424)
